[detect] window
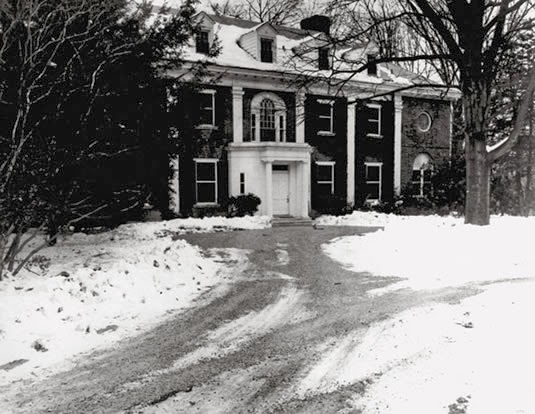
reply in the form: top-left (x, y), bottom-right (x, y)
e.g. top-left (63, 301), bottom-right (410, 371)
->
top-left (318, 47), bottom-right (330, 70)
top-left (196, 30), bottom-right (210, 54)
top-left (366, 103), bottom-right (381, 137)
top-left (199, 90), bottom-right (215, 126)
top-left (317, 99), bottom-right (334, 135)
top-left (240, 173), bottom-right (245, 194)
top-left (195, 159), bottom-right (218, 204)
top-left (260, 98), bottom-right (276, 141)
top-left (250, 92), bottom-right (286, 142)
top-left (411, 154), bottom-right (433, 197)
top-left (365, 162), bottom-right (382, 202)
top-left (367, 54), bottom-right (377, 76)
top-left (316, 162), bottom-right (335, 196)
top-left (260, 38), bottom-right (274, 63)
top-left (416, 111), bottom-right (432, 132)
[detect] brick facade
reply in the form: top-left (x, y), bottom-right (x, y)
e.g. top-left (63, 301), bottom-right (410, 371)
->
top-left (400, 97), bottom-right (452, 192)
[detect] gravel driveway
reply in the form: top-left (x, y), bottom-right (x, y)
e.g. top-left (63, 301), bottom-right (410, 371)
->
top-left (4, 225), bottom-right (478, 413)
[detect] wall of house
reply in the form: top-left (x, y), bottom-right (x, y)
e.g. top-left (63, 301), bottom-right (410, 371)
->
top-left (174, 85), bottom-right (233, 216)
top-left (354, 98), bottom-right (395, 204)
top-left (400, 97), bottom-right (451, 191)
top-left (305, 94), bottom-right (348, 208)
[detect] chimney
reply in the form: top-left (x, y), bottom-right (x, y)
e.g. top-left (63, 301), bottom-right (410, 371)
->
top-left (300, 15), bottom-right (331, 35)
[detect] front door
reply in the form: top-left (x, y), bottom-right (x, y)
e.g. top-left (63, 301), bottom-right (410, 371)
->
top-left (273, 166), bottom-right (290, 216)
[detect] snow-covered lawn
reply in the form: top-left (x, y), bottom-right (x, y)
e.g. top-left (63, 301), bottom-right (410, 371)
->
top-left (0, 216), bottom-right (268, 386)
top-left (313, 212), bottom-right (535, 413)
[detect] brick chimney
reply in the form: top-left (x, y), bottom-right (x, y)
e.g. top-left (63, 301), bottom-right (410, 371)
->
top-left (300, 15), bottom-right (331, 35)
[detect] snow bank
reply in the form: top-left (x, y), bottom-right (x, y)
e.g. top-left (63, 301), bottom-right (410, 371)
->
top-left (322, 213), bottom-right (535, 292)
top-left (311, 212), bottom-right (535, 413)
top-left (0, 216), bottom-right (265, 385)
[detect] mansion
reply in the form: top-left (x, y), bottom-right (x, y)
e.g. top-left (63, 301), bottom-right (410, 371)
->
top-left (167, 12), bottom-right (457, 217)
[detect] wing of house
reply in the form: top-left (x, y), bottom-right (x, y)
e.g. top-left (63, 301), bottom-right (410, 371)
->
top-left (166, 11), bottom-right (459, 217)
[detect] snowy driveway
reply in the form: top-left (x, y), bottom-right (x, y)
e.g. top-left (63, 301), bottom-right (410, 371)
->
top-left (2, 224), bottom-right (528, 413)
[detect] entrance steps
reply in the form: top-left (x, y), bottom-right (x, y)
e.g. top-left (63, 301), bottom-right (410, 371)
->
top-left (271, 216), bottom-right (314, 227)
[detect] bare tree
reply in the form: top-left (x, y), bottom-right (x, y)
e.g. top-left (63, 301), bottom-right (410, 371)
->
top-left (318, 0), bottom-right (535, 225)
top-left (210, 0), bottom-right (305, 25)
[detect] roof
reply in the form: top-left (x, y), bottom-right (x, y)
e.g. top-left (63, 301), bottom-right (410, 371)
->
top-left (157, 9), bottom-right (457, 99)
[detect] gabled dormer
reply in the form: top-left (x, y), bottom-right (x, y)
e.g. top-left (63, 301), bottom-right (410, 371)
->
top-left (194, 12), bottom-right (216, 55)
top-left (341, 41), bottom-right (380, 76)
top-left (292, 32), bottom-right (332, 70)
top-left (238, 22), bottom-right (278, 63)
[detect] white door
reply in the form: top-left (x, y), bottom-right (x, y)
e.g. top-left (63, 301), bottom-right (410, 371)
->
top-left (273, 166), bottom-right (290, 216)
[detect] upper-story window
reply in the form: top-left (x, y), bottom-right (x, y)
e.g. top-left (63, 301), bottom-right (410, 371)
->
top-left (416, 111), bottom-right (432, 132)
top-left (198, 89), bottom-right (216, 127)
top-left (250, 92), bottom-right (286, 142)
top-left (367, 54), bottom-right (377, 76)
top-left (366, 103), bottom-right (381, 137)
top-left (317, 99), bottom-right (334, 135)
top-left (260, 99), bottom-right (276, 141)
top-left (318, 47), bottom-right (330, 70)
top-left (196, 30), bottom-right (210, 54)
top-left (260, 38), bottom-right (274, 63)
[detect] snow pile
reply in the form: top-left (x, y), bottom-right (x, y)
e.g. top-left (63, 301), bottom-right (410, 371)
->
top-left (323, 214), bottom-right (535, 292)
top-left (316, 210), bottom-right (462, 227)
top-left (307, 213), bottom-right (535, 413)
top-left (0, 217), bottom-right (263, 385)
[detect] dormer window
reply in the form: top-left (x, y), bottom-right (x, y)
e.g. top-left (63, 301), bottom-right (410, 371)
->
top-left (367, 54), bottom-right (377, 76)
top-left (318, 47), bottom-right (330, 70)
top-left (196, 30), bottom-right (210, 54)
top-left (260, 38), bottom-right (274, 63)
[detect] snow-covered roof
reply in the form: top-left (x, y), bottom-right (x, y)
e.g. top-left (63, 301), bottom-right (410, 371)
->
top-left (165, 11), bottom-right (457, 98)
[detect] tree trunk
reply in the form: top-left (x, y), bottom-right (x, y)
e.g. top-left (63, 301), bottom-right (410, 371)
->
top-left (465, 137), bottom-right (490, 225)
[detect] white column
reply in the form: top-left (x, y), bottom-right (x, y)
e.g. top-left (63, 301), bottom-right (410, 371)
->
top-left (299, 161), bottom-right (307, 217)
top-left (305, 158), bottom-right (311, 215)
top-left (169, 157), bottom-right (180, 214)
top-left (265, 161), bottom-right (273, 216)
top-left (346, 101), bottom-right (356, 206)
top-left (394, 94), bottom-right (403, 195)
top-left (296, 89), bottom-right (305, 144)
top-left (232, 86), bottom-right (244, 143)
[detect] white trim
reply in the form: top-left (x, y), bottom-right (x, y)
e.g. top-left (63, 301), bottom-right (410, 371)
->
top-left (232, 86), bottom-right (244, 143)
top-left (366, 103), bottom-right (382, 138)
top-left (416, 111), bottom-right (432, 132)
top-left (393, 94), bottom-right (403, 195)
top-left (365, 161), bottom-right (383, 202)
top-left (194, 159), bottom-right (219, 205)
top-left (317, 99), bottom-right (335, 135)
top-left (346, 102), bottom-right (356, 206)
top-left (316, 161), bottom-right (335, 194)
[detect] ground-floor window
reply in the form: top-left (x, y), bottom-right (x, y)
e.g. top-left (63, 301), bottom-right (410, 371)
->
top-left (194, 158), bottom-right (218, 204)
top-left (365, 162), bottom-right (382, 202)
top-left (316, 161), bottom-right (335, 196)
top-left (411, 153), bottom-right (433, 197)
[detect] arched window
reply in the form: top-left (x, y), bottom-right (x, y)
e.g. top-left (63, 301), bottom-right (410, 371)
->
top-left (250, 92), bottom-right (286, 142)
top-left (411, 153), bottom-right (433, 197)
top-left (260, 99), bottom-right (276, 141)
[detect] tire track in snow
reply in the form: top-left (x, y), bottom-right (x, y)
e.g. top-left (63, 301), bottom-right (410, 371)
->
top-left (124, 281), bottom-right (308, 392)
